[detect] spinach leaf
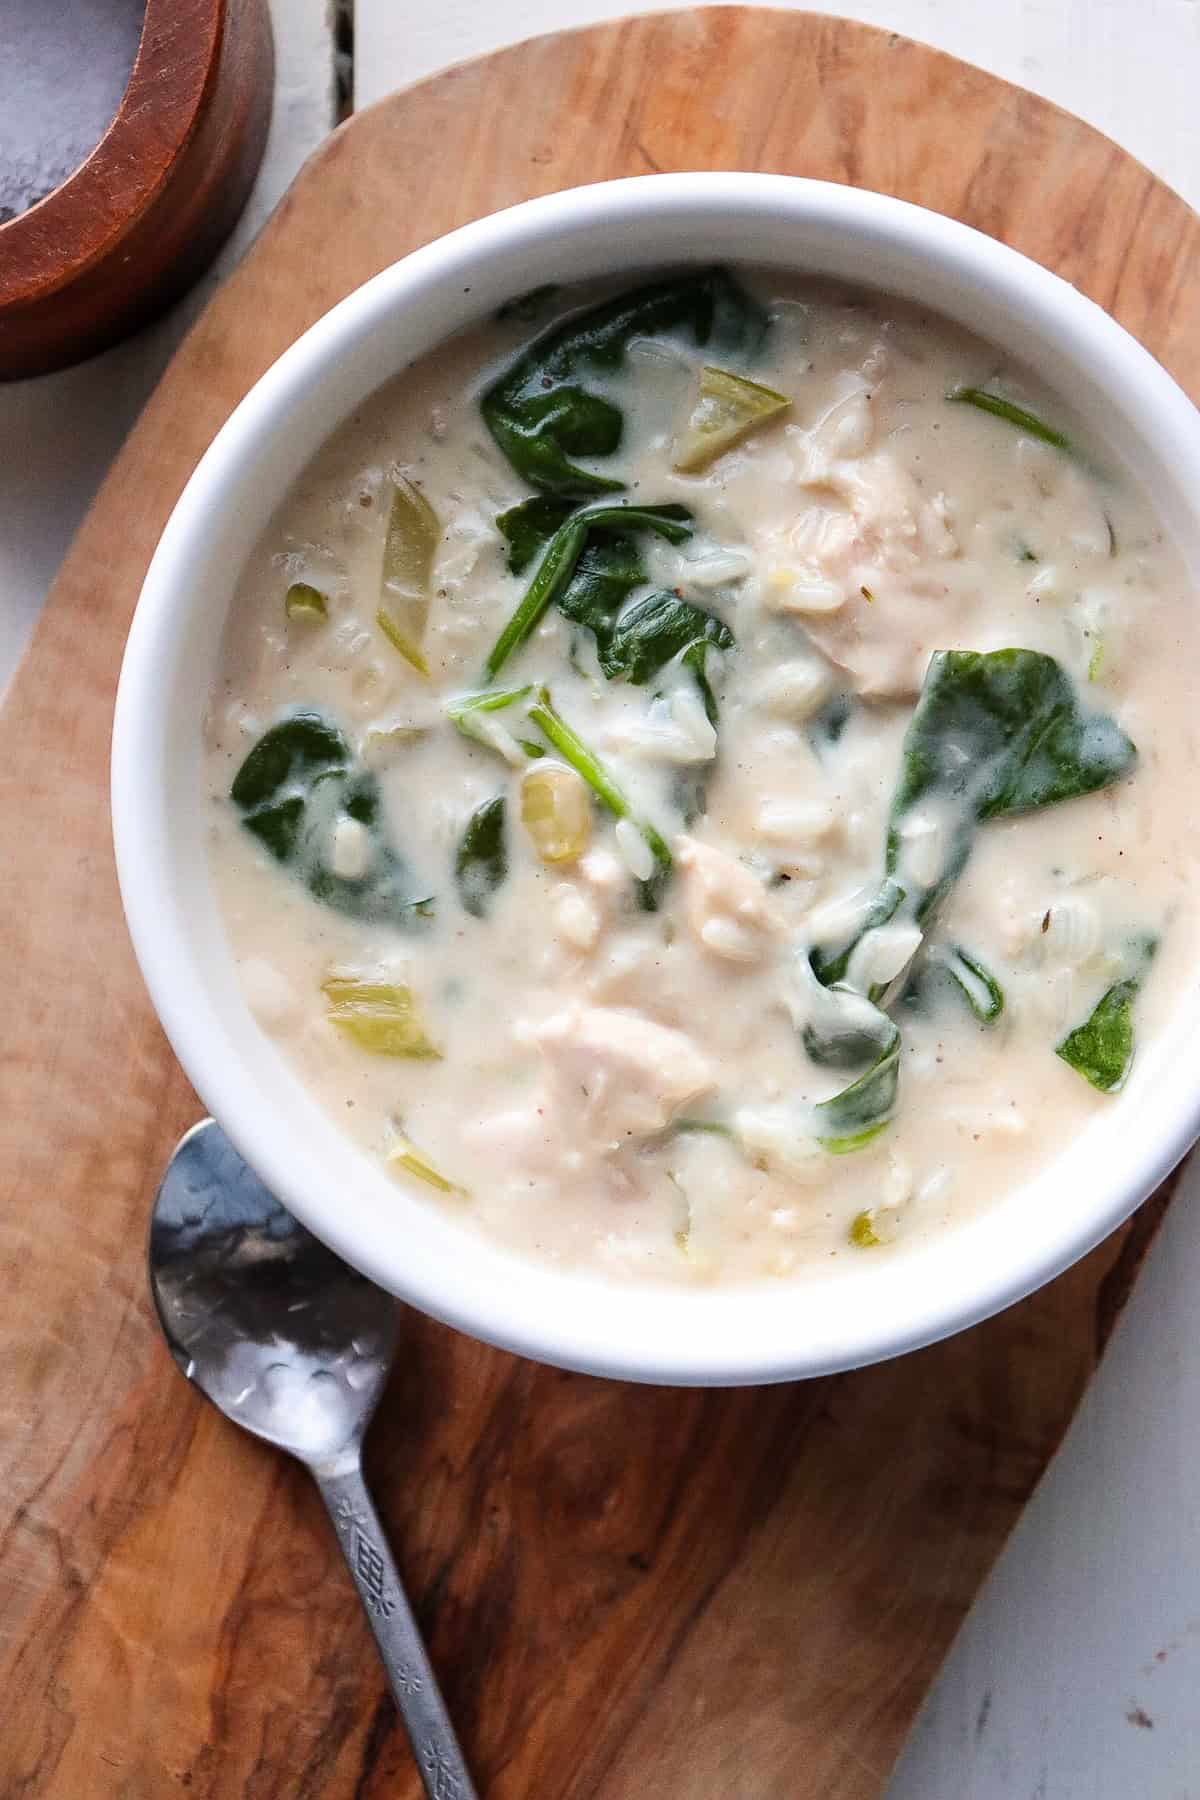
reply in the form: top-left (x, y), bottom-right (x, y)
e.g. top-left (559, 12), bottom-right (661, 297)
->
top-left (812, 1026), bottom-right (900, 1151)
top-left (804, 1007), bottom-right (892, 1071)
top-left (232, 712), bottom-right (348, 820)
top-left (454, 795), bottom-right (507, 918)
top-left (231, 713), bottom-right (432, 927)
top-left (494, 494), bottom-right (731, 697)
top-left (484, 501), bottom-right (693, 679)
top-left (809, 691), bottom-right (852, 752)
top-left (938, 946), bottom-right (1005, 1023)
top-left (682, 639), bottom-right (721, 729)
top-left (672, 765), bottom-right (709, 827)
top-left (497, 496), bottom-right (574, 573)
top-left (813, 650), bottom-right (1136, 985)
top-left (948, 386), bottom-right (1070, 451)
top-left (1056, 937), bottom-right (1157, 1092)
top-left (555, 534), bottom-right (648, 650)
top-left (791, 953), bottom-right (897, 1072)
top-left (901, 944), bottom-right (1005, 1024)
top-left (601, 588), bottom-right (733, 686)
top-left (1056, 981), bottom-right (1138, 1092)
top-left (811, 880), bottom-right (905, 988)
top-left (481, 269), bottom-right (769, 496)
top-left (890, 650), bottom-right (1134, 836)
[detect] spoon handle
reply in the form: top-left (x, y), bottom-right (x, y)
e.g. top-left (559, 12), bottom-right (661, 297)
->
top-left (316, 1461), bottom-right (479, 1800)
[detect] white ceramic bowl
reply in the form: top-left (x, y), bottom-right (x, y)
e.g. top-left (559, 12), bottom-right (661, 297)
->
top-left (113, 173), bottom-right (1200, 1385)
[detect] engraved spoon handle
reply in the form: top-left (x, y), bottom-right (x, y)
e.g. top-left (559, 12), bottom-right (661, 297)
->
top-left (316, 1461), bottom-right (479, 1800)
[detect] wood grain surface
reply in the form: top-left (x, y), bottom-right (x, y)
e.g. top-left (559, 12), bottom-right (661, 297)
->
top-left (2, 10), bottom-right (1197, 1795)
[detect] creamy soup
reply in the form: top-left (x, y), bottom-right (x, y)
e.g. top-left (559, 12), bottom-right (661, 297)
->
top-left (204, 269), bottom-right (1200, 1283)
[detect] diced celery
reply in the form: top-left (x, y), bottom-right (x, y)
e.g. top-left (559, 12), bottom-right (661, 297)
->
top-left (284, 581), bottom-right (328, 621)
top-left (520, 764), bottom-right (592, 863)
top-left (849, 1210), bottom-right (882, 1247)
top-left (673, 365), bottom-right (790, 473)
top-left (322, 977), bottom-right (439, 1057)
top-left (528, 688), bottom-right (672, 905)
top-left (378, 473), bottom-right (440, 675)
top-left (377, 606), bottom-right (430, 677)
top-left (361, 722), bottom-right (427, 763)
top-left (386, 1132), bottom-right (465, 1195)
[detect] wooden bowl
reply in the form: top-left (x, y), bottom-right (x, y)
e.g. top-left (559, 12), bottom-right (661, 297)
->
top-left (0, 0), bottom-right (274, 380)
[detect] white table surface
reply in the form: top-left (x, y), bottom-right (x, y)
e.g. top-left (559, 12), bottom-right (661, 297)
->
top-left (8, 3), bottom-right (1200, 1793)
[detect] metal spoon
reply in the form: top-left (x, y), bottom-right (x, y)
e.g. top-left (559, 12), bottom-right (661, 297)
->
top-left (148, 1117), bottom-right (478, 1800)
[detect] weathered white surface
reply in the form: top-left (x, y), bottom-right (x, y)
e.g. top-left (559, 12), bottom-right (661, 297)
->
top-left (0, 0), bottom-right (336, 701)
top-left (7, 2), bottom-right (1200, 1792)
top-left (892, 1158), bottom-right (1200, 1797)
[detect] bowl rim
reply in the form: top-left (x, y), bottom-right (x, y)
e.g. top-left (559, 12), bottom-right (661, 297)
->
top-left (112, 172), bottom-right (1200, 1384)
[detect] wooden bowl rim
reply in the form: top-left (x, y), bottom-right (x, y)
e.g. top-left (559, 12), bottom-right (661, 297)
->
top-left (0, 0), bottom-right (226, 309)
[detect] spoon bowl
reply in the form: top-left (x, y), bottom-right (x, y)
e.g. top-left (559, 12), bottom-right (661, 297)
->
top-left (149, 1117), bottom-right (397, 1467)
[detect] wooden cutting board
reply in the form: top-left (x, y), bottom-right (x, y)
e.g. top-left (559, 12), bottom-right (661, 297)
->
top-left (3, 10), bottom-right (1196, 1796)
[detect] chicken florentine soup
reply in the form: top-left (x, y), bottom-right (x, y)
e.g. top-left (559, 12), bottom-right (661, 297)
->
top-left (205, 268), bottom-right (1200, 1283)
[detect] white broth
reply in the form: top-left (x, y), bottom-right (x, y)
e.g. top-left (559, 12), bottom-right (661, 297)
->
top-left (204, 269), bottom-right (1200, 1284)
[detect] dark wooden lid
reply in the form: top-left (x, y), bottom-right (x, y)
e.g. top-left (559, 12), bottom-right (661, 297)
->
top-left (0, 0), bottom-right (273, 380)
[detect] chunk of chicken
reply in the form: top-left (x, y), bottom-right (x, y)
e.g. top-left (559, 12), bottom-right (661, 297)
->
top-left (762, 444), bottom-right (961, 696)
top-left (676, 834), bottom-right (781, 963)
top-left (531, 1004), bottom-right (716, 1144)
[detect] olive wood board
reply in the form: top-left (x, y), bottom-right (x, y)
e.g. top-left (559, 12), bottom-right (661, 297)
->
top-left (2, 10), bottom-right (1196, 1796)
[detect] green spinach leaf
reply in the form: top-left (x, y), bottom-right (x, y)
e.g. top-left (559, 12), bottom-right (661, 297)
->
top-left (948, 386), bottom-right (1070, 451)
top-left (601, 588), bottom-right (733, 685)
top-left (455, 795), bottom-right (507, 918)
top-left (939, 945), bottom-right (1005, 1023)
top-left (682, 639), bottom-right (722, 729)
top-left (494, 494), bottom-right (731, 697)
top-left (484, 501), bottom-right (693, 679)
top-left (1056, 981), bottom-right (1138, 1092)
top-left (231, 713), bottom-right (432, 926)
top-left (555, 534), bottom-right (648, 650)
top-left (889, 649), bottom-right (1134, 837)
top-left (814, 650), bottom-right (1136, 985)
top-left (1056, 936), bottom-right (1157, 1092)
top-left (811, 880), bottom-right (905, 989)
top-left (497, 496), bottom-right (575, 573)
top-left (481, 269), bottom-right (769, 496)
top-left (813, 1026), bottom-right (901, 1151)
top-left (792, 954), bottom-right (897, 1072)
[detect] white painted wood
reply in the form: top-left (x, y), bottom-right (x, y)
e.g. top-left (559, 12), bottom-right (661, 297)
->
top-left (0, 0), bottom-right (336, 701)
top-left (891, 1168), bottom-right (1200, 1797)
top-left (8, 1), bottom-right (1200, 1791)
